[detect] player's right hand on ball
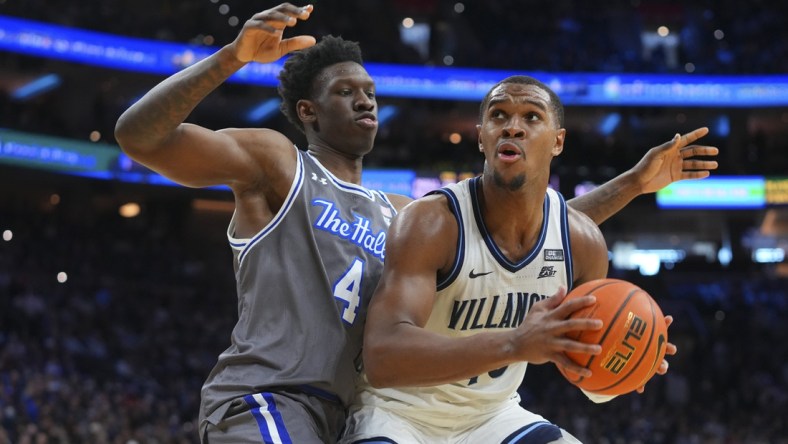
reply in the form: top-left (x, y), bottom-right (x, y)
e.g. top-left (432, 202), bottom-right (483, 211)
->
top-left (510, 286), bottom-right (602, 378)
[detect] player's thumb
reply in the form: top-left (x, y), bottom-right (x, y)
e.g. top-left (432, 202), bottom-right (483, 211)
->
top-left (281, 35), bottom-right (317, 55)
top-left (653, 132), bottom-right (680, 154)
top-left (545, 286), bottom-right (568, 308)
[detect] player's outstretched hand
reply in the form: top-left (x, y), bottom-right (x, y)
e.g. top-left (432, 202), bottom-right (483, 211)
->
top-left (632, 127), bottom-right (719, 195)
top-left (636, 315), bottom-right (677, 394)
top-left (230, 3), bottom-right (316, 64)
top-left (512, 287), bottom-right (603, 378)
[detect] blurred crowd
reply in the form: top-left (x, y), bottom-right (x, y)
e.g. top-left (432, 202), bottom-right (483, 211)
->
top-left (2, 0), bottom-right (786, 74)
top-left (0, 177), bottom-right (786, 443)
top-left (1, 0), bottom-right (785, 180)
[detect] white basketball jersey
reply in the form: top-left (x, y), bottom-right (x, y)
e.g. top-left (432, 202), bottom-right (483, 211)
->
top-left (354, 177), bottom-right (574, 422)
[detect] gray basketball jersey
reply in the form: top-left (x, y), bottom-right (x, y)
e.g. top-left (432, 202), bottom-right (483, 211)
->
top-left (200, 147), bottom-right (396, 426)
top-left (352, 177), bottom-right (573, 421)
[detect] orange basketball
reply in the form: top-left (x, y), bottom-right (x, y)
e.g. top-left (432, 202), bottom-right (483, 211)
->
top-left (558, 278), bottom-right (668, 396)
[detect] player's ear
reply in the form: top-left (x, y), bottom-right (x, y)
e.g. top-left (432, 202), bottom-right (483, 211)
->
top-left (552, 128), bottom-right (566, 156)
top-left (297, 100), bottom-right (316, 124)
top-left (477, 124), bottom-right (483, 152)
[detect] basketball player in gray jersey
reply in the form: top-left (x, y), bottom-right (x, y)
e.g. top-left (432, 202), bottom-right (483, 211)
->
top-left (340, 77), bottom-right (682, 443)
top-left (114, 3), bottom-right (718, 443)
top-left (115, 5), bottom-right (409, 442)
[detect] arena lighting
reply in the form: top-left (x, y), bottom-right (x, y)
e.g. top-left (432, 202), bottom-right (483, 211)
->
top-left (753, 248), bottom-right (785, 263)
top-left (119, 202), bottom-right (141, 218)
top-left (245, 98), bottom-right (280, 123)
top-left (2, 16), bottom-right (788, 106)
top-left (657, 176), bottom-right (766, 209)
top-left (377, 105), bottom-right (399, 126)
top-left (10, 73), bottom-right (61, 101)
top-left (611, 242), bottom-right (687, 273)
top-left (714, 114), bottom-right (730, 137)
top-left (598, 112), bottom-right (621, 136)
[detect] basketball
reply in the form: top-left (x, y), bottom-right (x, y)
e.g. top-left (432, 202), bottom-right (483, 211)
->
top-left (558, 278), bottom-right (668, 396)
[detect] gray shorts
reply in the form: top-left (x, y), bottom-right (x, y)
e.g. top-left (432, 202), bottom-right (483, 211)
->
top-left (203, 389), bottom-right (345, 444)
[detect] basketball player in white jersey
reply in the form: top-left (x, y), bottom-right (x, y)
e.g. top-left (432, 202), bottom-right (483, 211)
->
top-left (341, 76), bottom-right (680, 443)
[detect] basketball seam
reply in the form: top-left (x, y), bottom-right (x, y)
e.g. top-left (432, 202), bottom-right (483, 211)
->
top-left (573, 286), bottom-right (638, 387)
top-left (563, 280), bottom-right (621, 383)
top-left (593, 290), bottom-right (657, 392)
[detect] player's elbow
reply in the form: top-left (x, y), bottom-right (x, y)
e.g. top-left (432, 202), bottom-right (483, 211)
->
top-left (114, 113), bottom-right (138, 153)
top-left (114, 112), bottom-right (165, 159)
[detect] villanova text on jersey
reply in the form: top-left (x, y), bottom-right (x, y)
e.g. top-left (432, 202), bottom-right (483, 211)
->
top-left (448, 291), bottom-right (548, 331)
top-left (312, 198), bottom-right (387, 260)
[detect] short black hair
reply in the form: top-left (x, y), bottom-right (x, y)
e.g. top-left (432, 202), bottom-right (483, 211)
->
top-left (277, 35), bottom-right (364, 133)
top-left (478, 75), bottom-right (564, 128)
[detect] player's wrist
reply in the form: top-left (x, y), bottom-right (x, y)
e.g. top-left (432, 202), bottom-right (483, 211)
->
top-left (618, 168), bottom-right (647, 196)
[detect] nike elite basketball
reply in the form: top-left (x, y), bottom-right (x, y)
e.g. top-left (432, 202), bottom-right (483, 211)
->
top-left (558, 278), bottom-right (669, 396)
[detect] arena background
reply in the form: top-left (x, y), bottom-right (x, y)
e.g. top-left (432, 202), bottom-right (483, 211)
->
top-left (0, 1), bottom-right (786, 442)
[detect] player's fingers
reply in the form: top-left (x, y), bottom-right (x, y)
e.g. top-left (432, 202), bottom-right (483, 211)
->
top-left (555, 318), bottom-right (603, 336)
top-left (283, 4), bottom-right (313, 27)
top-left (664, 315), bottom-right (674, 328)
top-left (556, 337), bottom-right (602, 355)
top-left (678, 127), bottom-right (709, 146)
top-left (682, 159), bottom-right (719, 171)
top-left (554, 294), bottom-right (596, 318)
top-left (679, 171), bottom-right (711, 180)
top-left (653, 133), bottom-right (681, 154)
top-left (656, 358), bottom-right (669, 375)
top-left (539, 286), bottom-right (568, 310)
top-left (250, 4), bottom-right (312, 29)
top-left (280, 35), bottom-right (317, 54)
top-left (680, 145), bottom-right (719, 158)
top-left (665, 342), bottom-right (677, 356)
top-left (554, 357), bottom-right (592, 378)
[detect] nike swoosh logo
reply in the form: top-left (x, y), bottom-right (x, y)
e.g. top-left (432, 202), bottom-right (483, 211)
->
top-left (469, 269), bottom-right (493, 279)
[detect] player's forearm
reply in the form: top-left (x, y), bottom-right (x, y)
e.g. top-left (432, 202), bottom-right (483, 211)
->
top-left (363, 325), bottom-right (517, 388)
top-left (567, 170), bottom-right (642, 225)
top-left (114, 45), bottom-right (245, 153)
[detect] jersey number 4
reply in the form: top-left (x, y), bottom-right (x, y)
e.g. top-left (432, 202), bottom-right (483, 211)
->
top-left (334, 258), bottom-right (365, 325)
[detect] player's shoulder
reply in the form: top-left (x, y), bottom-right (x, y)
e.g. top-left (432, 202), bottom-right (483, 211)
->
top-left (399, 192), bottom-right (453, 219)
top-left (386, 193), bottom-right (460, 265)
top-left (384, 193), bottom-right (414, 212)
top-left (567, 204), bottom-right (599, 230)
top-left (566, 205), bottom-right (608, 265)
top-left (389, 193), bottom-right (456, 238)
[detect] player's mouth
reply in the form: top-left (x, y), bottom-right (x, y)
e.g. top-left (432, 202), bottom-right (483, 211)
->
top-left (355, 112), bottom-right (378, 130)
top-left (496, 141), bottom-right (523, 162)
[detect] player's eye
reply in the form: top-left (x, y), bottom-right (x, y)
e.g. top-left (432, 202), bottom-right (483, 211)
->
top-left (490, 109), bottom-right (506, 119)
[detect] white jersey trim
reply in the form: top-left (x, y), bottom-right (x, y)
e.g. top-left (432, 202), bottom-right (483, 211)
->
top-left (307, 151), bottom-right (379, 201)
top-left (226, 145), bottom-right (305, 266)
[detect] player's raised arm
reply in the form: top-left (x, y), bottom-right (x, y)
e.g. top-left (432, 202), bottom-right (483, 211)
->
top-left (114, 3), bottom-right (315, 188)
top-left (568, 127), bottom-right (719, 225)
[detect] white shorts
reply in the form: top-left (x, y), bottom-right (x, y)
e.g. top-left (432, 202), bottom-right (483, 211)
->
top-left (339, 398), bottom-right (581, 444)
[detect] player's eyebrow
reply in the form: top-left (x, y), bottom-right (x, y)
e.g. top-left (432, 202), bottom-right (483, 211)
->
top-left (487, 96), bottom-right (547, 112)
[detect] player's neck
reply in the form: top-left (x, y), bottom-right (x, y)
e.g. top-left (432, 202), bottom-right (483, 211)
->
top-left (476, 177), bottom-right (544, 256)
top-left (307, 144), bottom-right (364, 184)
